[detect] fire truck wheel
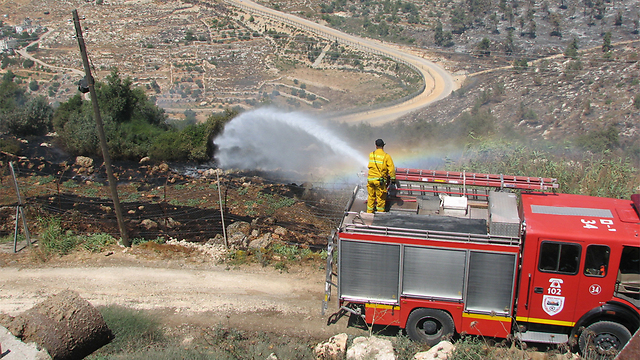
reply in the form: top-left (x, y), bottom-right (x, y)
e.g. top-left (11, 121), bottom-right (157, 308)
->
top-left (578, 321), bottom-right (632, 357)
top-left (406, 308), bottom-right (455, 346)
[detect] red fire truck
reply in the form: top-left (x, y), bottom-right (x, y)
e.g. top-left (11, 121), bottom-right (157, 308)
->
top-left (323, 168), bottom-right (639, 356)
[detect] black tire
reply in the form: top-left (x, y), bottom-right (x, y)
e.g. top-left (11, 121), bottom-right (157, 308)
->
top-left (406, 308), bottom-right (455, 346)
top-left (578, 321), bottom-right (632, 358)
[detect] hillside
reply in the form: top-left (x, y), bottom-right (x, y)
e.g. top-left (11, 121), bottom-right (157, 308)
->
top-left (0, 0), bottom-right (637, 163)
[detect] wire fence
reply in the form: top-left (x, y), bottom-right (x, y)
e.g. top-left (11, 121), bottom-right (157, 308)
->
top-left (1, 156), bottom-right (355, 250)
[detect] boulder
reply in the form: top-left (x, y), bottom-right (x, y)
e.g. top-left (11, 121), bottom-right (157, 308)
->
top-left (202, 168), bottom-right (223, 178)
top-left (226, 221), bottom-right (252, 248)
top-left (0, 290), bottom-right (113, 360)
top-left (74, 156), bottom-right (93, 168)
top-left (158, 163), bottom-right (170, 172)
top-left (346, 336), bottom-right (396, 360)
top-left (249, 233), bottom-right (273, 249)
top-left (413, 341), bottom-right (454, 360)
top-left (314, 333), bottom-right (348, 360)
top-left (165, 217), bottom-right (181, 228)
top-left (140, 219), bottom-right (158, 230)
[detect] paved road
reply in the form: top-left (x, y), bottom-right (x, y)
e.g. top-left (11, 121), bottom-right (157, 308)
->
top-left (227, 0), bottom-right (455, 125)
top-left (14, 1), bottom-right (456, 125)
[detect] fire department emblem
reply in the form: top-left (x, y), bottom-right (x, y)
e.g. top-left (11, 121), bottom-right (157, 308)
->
top-left (542, 295), bottom-right (565, 316)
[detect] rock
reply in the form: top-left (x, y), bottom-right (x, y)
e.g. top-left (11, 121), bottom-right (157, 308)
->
top-left (0, 290), bottom-right (113, 360)
top-left (314, 333), bottom-right (348, 360)
top-left (165, 217), bottom-right (181, 228)
top-left (274, 226), bottom-right (287, 236)
top-left (158, 163), bottom-right (170, 172)
top-left (202, 168), bottom-right (223, 178)
top-left (141, 219), bottom-right (158, 230)
top-left (226, 221), bottom-right (251, 248)
top-left (413, 341), bottom-right (454, 360)
top-left (99, 205), bottom-right (112, 213)
top-left (346, 336), bottom-right (396, 360)
top-left (266, 353), bottom-right (278, 360)
top-left (74, 156), bottom-right (93, 168)
top-left (248, 233), bottom-right (272, 249)
top-left (227, 221), bottom-right (251, 236)
top-left (549, 352), bottom-right (581, 360)
top-left (227, 232), bottom-right (247, 248)
top-left (206, 234), bottom-right (225, 245)
top-left (139, 156), bottom-right (151, 164)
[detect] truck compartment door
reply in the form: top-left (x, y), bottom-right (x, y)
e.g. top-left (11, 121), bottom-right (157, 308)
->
top-left (465, 251), bottom-right (518, 315)
top-left (340, 240), bottom-right (401, 303)
top-left (403, 246), bottom-right (466, 300)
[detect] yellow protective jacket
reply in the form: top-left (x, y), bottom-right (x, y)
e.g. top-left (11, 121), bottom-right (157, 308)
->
top-left (367, 148), bottom-right (396, 183)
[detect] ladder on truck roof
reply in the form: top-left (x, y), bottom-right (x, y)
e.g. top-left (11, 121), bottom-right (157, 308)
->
top-left (395, 168), bottom-right (559, 191)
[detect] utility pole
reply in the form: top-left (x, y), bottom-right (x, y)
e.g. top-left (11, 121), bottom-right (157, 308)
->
top-left (72, 9), bottom-right (130, 246)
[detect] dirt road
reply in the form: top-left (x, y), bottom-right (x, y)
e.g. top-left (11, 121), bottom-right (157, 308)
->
top-left (0, 252), bottom-right (357, 340)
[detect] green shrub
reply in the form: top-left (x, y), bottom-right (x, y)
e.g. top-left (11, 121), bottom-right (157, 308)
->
top-left (38, 216), bottom-right (80, 256)
top-left (576, 125), bottom-right (619, 153)
top-left (130, 237), bottom-right (165, 246)
top-left (448, 337), bottom-right (491, 360)
top-left (82, 233), bottom-right (116, 252)
top-left (0, 137), bottom-right (22, 155)
top-left (38, 175), bottom-right (55, 184)
top-left (54, 70), bottom-right (169, 160)
top-left (4, 96), bottom-right (53, 136)
top-left (62, 180), bottom-right (80, 188)
top-left (394, 332), bottom-right (428, 360)
top-left (270, 243), bottom-right (299, 261)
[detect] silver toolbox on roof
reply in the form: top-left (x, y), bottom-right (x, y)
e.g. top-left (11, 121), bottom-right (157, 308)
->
top-left (489, 191), bottom-right (521, 237)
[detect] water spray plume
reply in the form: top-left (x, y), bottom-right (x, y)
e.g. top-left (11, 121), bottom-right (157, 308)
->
top-left (214, 108), bottom-right (368, 181)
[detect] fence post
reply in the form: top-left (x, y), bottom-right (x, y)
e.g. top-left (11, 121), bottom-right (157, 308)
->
top-left (216, 170), bottom-right (228, 248)
top-left (9, 162), bottom-right (31, 253)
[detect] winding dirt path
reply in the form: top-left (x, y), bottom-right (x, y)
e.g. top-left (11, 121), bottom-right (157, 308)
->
top-left (15, 30), bottom-right (84, 77)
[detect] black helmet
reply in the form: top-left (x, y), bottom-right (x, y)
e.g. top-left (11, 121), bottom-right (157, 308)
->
top-left (375, 139), bottom-right (385, 147)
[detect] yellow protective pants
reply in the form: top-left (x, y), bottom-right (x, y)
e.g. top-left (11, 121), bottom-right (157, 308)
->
top-left (367, 179), bottom-right (387, 213)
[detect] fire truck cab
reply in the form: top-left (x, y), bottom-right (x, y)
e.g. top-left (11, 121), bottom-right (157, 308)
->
top-left (323, 169), bottom-right (639, 357)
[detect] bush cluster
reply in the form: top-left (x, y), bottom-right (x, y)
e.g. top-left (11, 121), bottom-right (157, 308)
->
top-left (0, 69), bottom-right (237, 163)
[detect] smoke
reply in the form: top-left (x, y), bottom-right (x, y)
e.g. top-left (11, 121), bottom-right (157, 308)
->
top-left (214, 108), bottom-right (368, 180)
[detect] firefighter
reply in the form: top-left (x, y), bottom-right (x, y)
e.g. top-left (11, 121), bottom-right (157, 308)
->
top-left (367, 139), bottom-right (396, 213)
